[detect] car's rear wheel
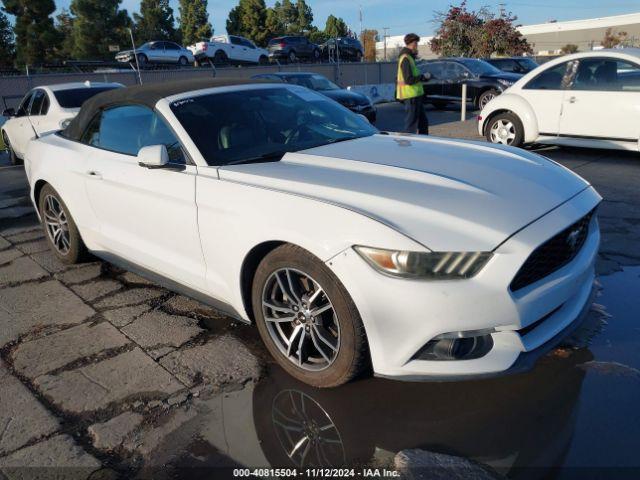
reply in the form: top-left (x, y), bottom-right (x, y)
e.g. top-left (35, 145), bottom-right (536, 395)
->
top-left (312, 49), bottom-right (320, 62)
top-left (355, 51), bottom-right (362, 62)
top-left (288, 50), bottom-right (297, 63)
top-left (2, 132), bottom-right (21, 166)
top-left (485, 112), bottom-right (524, 147)
top-left (252, 244), bottom-right (369, 388)
top-left (477, 89), bottom-right (499, 110)
top-left (259, 55), bottom-right (269, 65)
top-left (38, 184), bottom-right (88, 264)
top-left (214, 50), bottom-right (228, 66)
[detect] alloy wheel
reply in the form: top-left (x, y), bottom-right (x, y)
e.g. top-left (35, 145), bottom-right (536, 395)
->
top-left (262, 268), bottom-right (340, 371)
top-left (271, 389), bottom-right (345, 467)
top-left (489, 119), bottom-right (516, 145)
top-left (480, 93), bottom-right (496, 109)
top-left (43, 194), bottom-right (70, 255)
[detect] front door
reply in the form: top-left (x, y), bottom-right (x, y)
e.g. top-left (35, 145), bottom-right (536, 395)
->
top-left (80, 104), bottom-right (206, 290)
top-left (560, 57), bottom-right (640, 143)
top-left (519, 60), bottom-right (577, 137)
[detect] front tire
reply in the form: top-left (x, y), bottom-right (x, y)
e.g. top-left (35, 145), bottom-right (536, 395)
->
top-left (2, 132), bottom-right (22, 166)
top-left (213, 50), bottom-right (228, 66)
top-left (288, 50), bottom-right (297, 63)
top-left (485, 112), bottom-right (524, 147)
top-left (477, 89), bottom-right (499, 110)
top-left (178, 56), bottom-right (189, 66)
top-left (38, 184), bottom-right (88, 264)
top-left (136, 53), bottom-right (148, 67)
top-left (252, 244), bottom-right (369, 388)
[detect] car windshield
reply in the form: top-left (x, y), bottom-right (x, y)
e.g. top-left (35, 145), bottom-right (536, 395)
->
top-left (516, 58), bottom-right (538, 70)
top-left (283, 74), bottom-right (341, 91)
top-left (457, 59), bottom-right (503, 76)
top-left (170, 86), bottom-right (377, 166)
top-left (54, 87), bottom-right (120, 109)
top-left (138, 42), bottom-right (152, 50)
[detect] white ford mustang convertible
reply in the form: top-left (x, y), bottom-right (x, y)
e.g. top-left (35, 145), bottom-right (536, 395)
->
top-left (24, 78), bottom-right (601, 387)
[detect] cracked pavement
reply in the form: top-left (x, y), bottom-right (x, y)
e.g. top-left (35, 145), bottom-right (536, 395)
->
top-left (0, 106), bottom-right (639, 478)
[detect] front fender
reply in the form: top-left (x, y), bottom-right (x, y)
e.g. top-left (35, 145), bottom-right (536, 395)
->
top-left (481, 93), bottom-right (539, 143)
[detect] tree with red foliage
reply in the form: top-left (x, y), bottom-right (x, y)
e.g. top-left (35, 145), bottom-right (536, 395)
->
top-left (430, 1), bottom-right (532, 57)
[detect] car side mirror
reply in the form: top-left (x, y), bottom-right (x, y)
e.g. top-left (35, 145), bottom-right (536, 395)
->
top-left (138, 145), bottom-right (169, 169)
top-left (2, 108), bottom-right (15, 117)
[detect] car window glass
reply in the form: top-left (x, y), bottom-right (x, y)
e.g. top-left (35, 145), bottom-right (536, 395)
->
top-left (498, 59), bottom-right (517, 72)
top-left (241, 38), bottom-right (255, 48)
top-left (29, 90), bottom-right (45, 116)
top-left (54, 87), bottom-right (120, 109)
top-left (17, 92), bottom-right (34, 117)
top-left (40, 93), bottom-right (50, 115)
top-left (230, 36), bottom-right (242, 45)
top-left (573, 58), bottom-right (640, 92)
top-left (149, 42), bottom-right (161, 50)
top-left (165, 42), bottom-right (180, 50)
top-left (524, 61), bottom-right (574, 90)
top-left (421, 62), bottom-right (444, 79)
top-left (81, 105), bottom-right (186, 163)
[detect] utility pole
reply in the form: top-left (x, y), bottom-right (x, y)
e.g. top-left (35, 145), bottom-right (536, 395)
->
top-left (359, 5), bottom-right (363, 38)
top-left (383, 27), bottom-right (389, 61)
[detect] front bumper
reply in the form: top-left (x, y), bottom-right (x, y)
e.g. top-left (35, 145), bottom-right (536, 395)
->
top-left (326, 186), bottom-right (601, 380)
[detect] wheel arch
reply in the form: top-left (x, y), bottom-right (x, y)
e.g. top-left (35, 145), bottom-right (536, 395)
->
top-left (239, 240), bottom-right (287, 322)
top-left (480, 93), bottom-right (538, 143)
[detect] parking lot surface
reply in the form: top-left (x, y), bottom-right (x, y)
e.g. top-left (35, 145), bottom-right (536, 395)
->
top-left (0, 104), bottom-right (639, 478)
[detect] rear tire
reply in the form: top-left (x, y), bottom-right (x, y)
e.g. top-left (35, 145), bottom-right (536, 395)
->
top-left (485, 112), bottom-right (524, 148)
top-left (2, 132), bottom-right (22, 166)
top-left (288, 50), bottom-right (297, 63)
top-left (136, 53), bottom-right (148, 66)
top-left (252, 244), bottom-right (369, 388)
top-left (213, 50), bottom-right (228, 66)
top-left (259, 55), bottom-right (269, 65)
top-left (312, 49), bottom-right (320, 63)
top-left (355, 51), bottom-right (362, 62)
top-left (38, 184), bottom-right (88, 265)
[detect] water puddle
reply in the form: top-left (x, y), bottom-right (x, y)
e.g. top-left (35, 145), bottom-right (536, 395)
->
top-left (160, 267), bottom-right (640, 478)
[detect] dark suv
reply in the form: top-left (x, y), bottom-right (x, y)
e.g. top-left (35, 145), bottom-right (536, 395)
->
top-left (485, 57), bottom-right (539, 74)
top-left (418, 58), bottom-right (523, 110)
top-left (268, 36), bottom-right (320, 63)
top-left (251, 72), bottom-right (376, 123)
top-left (320, 37), bottom-right (364, 62)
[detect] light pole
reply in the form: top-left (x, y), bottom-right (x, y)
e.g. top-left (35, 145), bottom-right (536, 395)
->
top-left (128, 28), bottom-right (143, 85)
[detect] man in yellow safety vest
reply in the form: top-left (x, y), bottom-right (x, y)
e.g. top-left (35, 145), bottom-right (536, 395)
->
top-left (396, 33), bottom-right (430, 134)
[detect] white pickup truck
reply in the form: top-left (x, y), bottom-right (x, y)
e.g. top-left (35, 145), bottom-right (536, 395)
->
top-left (188, 35), bottom-right (270, 66)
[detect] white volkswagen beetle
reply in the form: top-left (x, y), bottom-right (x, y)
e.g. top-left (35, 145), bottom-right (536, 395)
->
top-left (2, 81), bottom-right (122, 165)
top-left (24, 78), bottom-right (601, 387)
top-left (479, 48), bottom-right (640, 152)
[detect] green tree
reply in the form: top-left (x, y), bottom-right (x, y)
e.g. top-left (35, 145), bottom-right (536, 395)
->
top-left (70, 0), bottom-right (131, 60)
top-left (561, 43), bottom-right (578, 54)
top-left (226, 5), bottom-right (242, 35)
top-left (134, 0), bottom-right (177, 43)
top-left (324, 14), bottom-right (348, 39)
top-left (0, 9), bottom-right (15, 67)
top-left (294, 0), bottom-right (313, 33)
top-left (2, 0), bottom-right (59, 65)
top-left (238, 0), bottom-right (267, 45)
top-left (179, 0), bottom-right (212, 45)
top-left (264, 7), bottom-right (284, 40)
top-left (275, 0), bottom-right (297, 33)
top-left (54, 9), bottom-right (75, 60)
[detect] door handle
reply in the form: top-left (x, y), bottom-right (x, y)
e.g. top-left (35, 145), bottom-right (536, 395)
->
top-left (568, 96), bottom-right (577, 103)
top-left (87, 170), bottom-right (102, 179)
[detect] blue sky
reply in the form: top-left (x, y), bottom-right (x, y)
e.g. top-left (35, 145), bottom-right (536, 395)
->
top-left (50, 0), bottom-right (640, 37)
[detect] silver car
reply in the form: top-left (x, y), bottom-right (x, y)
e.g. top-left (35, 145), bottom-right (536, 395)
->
top-left (115, 41), bottom-right (195, 66)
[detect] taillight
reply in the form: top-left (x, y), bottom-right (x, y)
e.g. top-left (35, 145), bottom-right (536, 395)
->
top-left (279, 42), bottom-right (286, 48)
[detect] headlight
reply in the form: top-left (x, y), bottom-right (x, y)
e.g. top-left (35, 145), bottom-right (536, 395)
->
top-left (59, 118), bottom-right (72, 129)
top-left (354, 246), bottom-right (492, 280)
top-left (497, 79), bottom-right (514, 87)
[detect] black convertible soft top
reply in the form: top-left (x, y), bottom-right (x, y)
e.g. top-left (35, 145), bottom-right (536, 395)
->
top-left (63, 77), bottom-right (268, 141)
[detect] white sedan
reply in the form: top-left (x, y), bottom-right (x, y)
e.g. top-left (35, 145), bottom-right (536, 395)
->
top-left (24, 78), bottom-right (601, 387)
top-left (479, 48), bottom-right (640, 152)
top-left (2, 81), bottom-right (122, 165)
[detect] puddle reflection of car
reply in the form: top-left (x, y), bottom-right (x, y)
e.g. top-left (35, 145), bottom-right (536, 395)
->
top-left (479, 49), bottom-right (640, 150)
top-left (25, 78), bottom-right (600, 388)
top-left (251, 72), bottom-right (377, 123)
top-left (187, 349), bottom-right (591, 474)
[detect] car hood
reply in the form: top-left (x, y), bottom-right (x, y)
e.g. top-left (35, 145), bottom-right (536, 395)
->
top-left (480, 72), bottom-right (523, 82)
top-left (218, 134), bottom-right (590, 251)
top-left (320, 89), bottom-right (369, 105)
top-left (116, 50), bottom-right (134, 56)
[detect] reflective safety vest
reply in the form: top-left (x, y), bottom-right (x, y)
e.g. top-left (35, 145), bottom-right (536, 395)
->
top-left (396, 53), bottom-right (424, 100)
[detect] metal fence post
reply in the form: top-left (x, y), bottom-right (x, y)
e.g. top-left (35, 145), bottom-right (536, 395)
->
top-left (461, 83), bottom-right (467, 122)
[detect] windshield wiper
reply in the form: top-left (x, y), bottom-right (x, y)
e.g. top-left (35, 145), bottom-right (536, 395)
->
top-left (225, 150), bottom-right (289, 166)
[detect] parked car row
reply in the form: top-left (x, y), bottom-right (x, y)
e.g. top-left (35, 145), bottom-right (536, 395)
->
top-left (115, 35), bottom-right (365, 67)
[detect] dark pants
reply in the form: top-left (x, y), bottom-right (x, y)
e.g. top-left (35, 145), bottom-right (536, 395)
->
top-left (404, 95), bottom-right (429, 135)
